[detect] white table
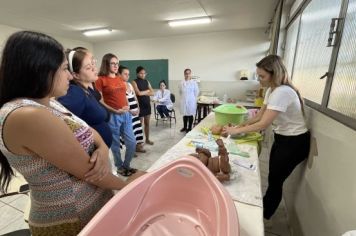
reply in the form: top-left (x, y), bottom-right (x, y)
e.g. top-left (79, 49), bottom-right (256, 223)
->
top-left (148, 113), bottom-right (264, 236)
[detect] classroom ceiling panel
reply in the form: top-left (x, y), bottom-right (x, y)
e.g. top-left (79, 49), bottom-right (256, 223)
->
top-left (0, 0), bottom-right (279, 43)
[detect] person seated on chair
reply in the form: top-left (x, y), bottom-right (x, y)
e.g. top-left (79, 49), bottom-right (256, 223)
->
top-left (152, 80), bottom-right (173, 121)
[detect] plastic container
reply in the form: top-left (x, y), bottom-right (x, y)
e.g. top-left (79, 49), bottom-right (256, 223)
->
top-left (213, 104), bottom-right (248, 125)
top-left (79, 157), bottom-right (239, 236)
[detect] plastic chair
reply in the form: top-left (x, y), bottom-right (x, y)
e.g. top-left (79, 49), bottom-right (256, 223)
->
top-left (153, 93), bottom-right (176, 127)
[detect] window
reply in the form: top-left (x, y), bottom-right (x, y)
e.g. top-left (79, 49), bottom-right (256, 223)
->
top-left (283, 0), bottom-right (356, 130)
top-left (327, 1), bottom-right (356, 119)
top-left (292, 0), bottom-right (342, 104)
top-left (290, 0), bottom-right (306, 17)
top-left (283, 16), bottom-right (301, 79)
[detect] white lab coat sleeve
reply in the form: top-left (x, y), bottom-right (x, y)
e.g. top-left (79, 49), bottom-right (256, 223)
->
top-left (163, 90), bottom-right (173, 110)
top-left (159, 90), bottom-right (170, 103)
top-left (194, 81), bottom-right (199, 98)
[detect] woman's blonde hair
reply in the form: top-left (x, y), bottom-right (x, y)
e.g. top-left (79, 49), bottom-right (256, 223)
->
top-left (256, 55), bottom-right (305, 115)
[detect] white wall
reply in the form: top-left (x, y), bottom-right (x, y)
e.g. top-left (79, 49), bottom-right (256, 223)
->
top-left (94, 29), bottom-right (269, 101)
top-left (282, 107), bottom-right (356, 236)
top-left (0, 24), bottom-right (93, 53)
top-left (52, 35), bottom-right (93, 52)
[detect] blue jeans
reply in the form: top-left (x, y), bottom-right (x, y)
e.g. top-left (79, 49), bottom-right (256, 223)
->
top-left (156, 105), bottom-right (170, 118)
top-left (109, 112), bottom-right (136, 169)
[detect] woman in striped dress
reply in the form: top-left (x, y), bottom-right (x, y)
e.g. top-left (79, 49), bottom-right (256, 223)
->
top-left (119, 66), bottom-right (146, 153)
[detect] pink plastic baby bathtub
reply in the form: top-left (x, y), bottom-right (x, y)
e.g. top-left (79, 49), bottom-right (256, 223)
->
top-left (79, 156), bottom-right (239, 236)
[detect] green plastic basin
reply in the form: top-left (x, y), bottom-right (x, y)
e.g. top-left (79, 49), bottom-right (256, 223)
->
top-left (213, 104), bottom-right (248, 125)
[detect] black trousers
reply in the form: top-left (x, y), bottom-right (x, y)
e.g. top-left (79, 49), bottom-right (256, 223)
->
top-left (263, 131), bottom-right (310, 219)
top-left (183, 115), bottom-right (193, 130)
top-left (156, 105), bottom-right (170, 118)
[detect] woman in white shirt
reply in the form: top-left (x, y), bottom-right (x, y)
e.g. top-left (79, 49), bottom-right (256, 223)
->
top-left (223, 55), bottom-right (310, 221)
top-left (179, 68), bottom-right (199, 132)
top-left (153, 80), bottom-right (173, 121)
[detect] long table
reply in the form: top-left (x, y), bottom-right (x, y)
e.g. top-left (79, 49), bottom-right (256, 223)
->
top-left (148, 112), bottom-right (264, 236)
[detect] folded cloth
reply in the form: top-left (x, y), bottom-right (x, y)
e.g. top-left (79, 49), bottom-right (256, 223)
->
top-left (234, 132), bottom-right (263, 143)
top-left (187, 140), bottom-right (218, 151)
top-left (186, 130), bottom-right (207, 139)
top-left (227, 142), bottom-right (250, 157)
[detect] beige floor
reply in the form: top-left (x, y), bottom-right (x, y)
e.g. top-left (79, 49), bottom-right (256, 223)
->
top-left (0, 111), bottom-right (291, 236)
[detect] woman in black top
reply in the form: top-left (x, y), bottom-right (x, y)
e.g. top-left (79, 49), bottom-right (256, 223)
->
top-left (131, 66), bottom-right (154, 145)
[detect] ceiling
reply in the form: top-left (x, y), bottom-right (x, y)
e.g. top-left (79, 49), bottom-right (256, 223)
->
top-left (0, 0), bottom-right (280, 43)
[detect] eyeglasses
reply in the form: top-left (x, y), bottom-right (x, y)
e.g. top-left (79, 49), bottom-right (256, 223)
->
top-left (82, 59), bottom-right (97, 70)
top-left (110, 62), bottom-right (119, 66)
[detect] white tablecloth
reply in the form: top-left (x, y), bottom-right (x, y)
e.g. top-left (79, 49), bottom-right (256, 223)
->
top-left (148, 112), bottom-right (264, 236)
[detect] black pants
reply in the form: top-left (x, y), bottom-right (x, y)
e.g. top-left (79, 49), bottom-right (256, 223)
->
top-left (263, 131), bottom-right (310, 219)
top-left (183, 115), bottom-right (194, 130)
top-left (156, 105), bottom-right (170, 118)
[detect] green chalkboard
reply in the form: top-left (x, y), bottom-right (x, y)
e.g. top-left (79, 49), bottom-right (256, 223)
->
top-left (120, 59), bottom-right (168, 89)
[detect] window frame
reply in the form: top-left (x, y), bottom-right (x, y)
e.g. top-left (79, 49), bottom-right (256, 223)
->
top-left (284, 0), bottom-right (356, 130)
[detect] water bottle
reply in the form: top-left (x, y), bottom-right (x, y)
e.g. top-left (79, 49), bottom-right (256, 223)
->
top-left (223, 94), bottom-right (228, 103)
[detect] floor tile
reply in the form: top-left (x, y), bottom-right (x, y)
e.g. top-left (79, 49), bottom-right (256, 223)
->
top-left (0, 195), bottom-right (21, 204)
top-left (0, 217), bottom-right (29, 235)
top-left (7, 194), bottom-right (29, 213)
top-left (0, 204), bottom-right (23, 229)
top-left (131, 158), bottom-right (154, 171)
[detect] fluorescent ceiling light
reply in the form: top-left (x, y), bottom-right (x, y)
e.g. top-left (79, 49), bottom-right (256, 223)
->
top-left (168, 16), bottom-right (212, 27)
top-left (82, 28), bottom-right (112, 37)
